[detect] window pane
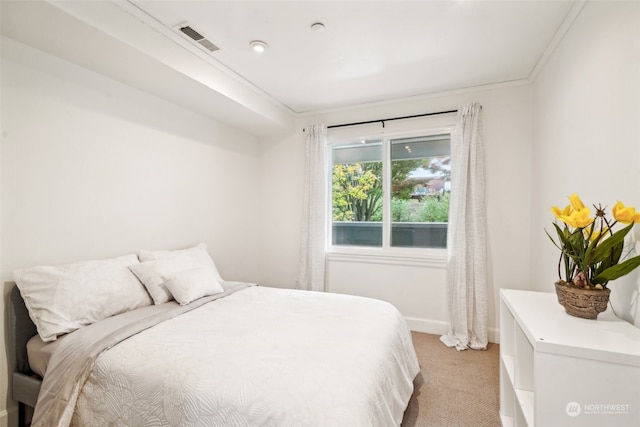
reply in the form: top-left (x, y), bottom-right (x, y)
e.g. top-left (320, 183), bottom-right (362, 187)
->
top-left (390, 135), bottom-right (450, 248)
top-left (331, 140), bottom-right (383, 247)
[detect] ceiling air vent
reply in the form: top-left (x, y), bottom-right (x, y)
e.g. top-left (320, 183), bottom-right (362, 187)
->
top-left (177, 24), bottom-right (219, 53)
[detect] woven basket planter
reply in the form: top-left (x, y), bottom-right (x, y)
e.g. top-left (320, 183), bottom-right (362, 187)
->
top-left (555, 281), bottom-right (611, 319)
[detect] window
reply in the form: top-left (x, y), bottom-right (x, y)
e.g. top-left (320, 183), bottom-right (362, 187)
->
top-left (330, 132), bottom-right (451, 250)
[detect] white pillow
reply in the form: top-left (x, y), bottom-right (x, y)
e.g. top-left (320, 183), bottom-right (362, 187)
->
top-left (128, 260), bottom-right (177, 304)
top-left (163, 268), bottom-right (224, 305)
top-left (138, 243), bottom-right (222, 281)
top-left (131, 243), bottom-right (222, 304)
top-left (13, 254), bottom-right (152, 342)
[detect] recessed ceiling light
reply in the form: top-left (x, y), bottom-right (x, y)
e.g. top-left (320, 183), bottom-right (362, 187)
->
top-left (311, 22), bottom-right (325, 32)
top-left (250, 40), bottom-right (268, 53)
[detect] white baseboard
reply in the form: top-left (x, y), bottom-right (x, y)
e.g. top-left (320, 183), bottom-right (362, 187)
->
top-left (404, 316), bottom-right (450, 336)
top-left (488, 327), bottom-right (499, 344)
top-left (404, 316), bottom-right (500, 344)
top-left (0, 403), bottom-right (19, 427)
top-left (0, 408), bottom-right (10, 427)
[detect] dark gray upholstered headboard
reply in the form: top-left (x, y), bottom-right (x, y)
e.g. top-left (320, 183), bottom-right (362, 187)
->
top-left (9, 282), bottom-right (42, 423)
top-left (9, 283), bottom-right (37, 375)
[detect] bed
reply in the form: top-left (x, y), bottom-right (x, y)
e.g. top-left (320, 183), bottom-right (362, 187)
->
top-left (9, 244), bottom-right (420, 427)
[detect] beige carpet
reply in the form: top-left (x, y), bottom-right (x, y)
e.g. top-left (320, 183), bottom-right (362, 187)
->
top-left (401, 332), bottom-right (501, 427)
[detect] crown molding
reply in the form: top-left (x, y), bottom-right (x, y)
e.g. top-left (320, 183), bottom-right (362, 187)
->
top-left (528, 0), bottom-right (587, 83)
top-left (295, 78), bottom-right (532, 118)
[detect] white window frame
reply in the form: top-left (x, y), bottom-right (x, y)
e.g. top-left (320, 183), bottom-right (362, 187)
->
top-left (326, 126), bottom-right (454, 268)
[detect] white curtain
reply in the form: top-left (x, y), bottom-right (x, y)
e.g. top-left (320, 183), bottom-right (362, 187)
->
top-left (296, 124), bottom-right (328, 292)
top-left (440, 103), bottom-right (488, 351)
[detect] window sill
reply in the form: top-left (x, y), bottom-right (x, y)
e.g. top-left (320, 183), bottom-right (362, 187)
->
top-left (326, 247), bottom-right (447, 269)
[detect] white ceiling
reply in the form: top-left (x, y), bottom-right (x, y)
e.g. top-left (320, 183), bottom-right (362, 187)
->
top-left (1, 0), bottom-right (581, 135)
top-left (129, 0), bottom-right (577, 113)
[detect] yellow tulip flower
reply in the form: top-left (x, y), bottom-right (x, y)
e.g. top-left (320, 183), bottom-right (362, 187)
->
top-left (573, 208), bottom-right (595, 228)
top-left (612, 201), bottom-right (640, 224)
top-left (569, 193), bottom-right (586, 211)
top-left (551, 204), bottom-right (572, 219)
top-left (559, 207), bottom-right (593, 228)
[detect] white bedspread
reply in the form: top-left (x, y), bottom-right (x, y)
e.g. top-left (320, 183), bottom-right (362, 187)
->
top-left (68, 286), bottom-right (419, 426)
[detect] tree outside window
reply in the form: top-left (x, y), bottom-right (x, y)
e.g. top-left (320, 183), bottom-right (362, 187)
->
top-left (331, 134), bottom-right (450, 249)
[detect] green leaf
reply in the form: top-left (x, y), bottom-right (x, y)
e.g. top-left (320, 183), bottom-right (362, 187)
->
top-left (584, 222), bottom-right (598, 265)
top-left (545, 228), bottom-right (564, 251)
top-left (595, 242), bottom-right (623, 276)
top-left (590, 223), bottom-right (634, 264)
top-left (594, 254), bottom-right (640, 283)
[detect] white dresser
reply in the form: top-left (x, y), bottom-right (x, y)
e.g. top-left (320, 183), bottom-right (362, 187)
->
top-left (499, 289), bottom-right (640, 427)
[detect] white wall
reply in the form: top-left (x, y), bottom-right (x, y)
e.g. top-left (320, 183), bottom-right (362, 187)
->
top-left (530, 0), bottom-right (640, 325)
top-left (0, 37), bottom-right (263, 424)
top-left (258, 83), bottom-right (534, 341)
top-left (1, 37), bottom-right (263, 278)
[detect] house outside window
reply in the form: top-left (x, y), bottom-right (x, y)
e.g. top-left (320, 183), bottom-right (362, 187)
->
top-left (330, 132), bottom-right (451, 251)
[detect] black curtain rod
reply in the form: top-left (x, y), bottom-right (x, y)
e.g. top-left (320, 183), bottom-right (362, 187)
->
top-left (327, 109), bottom-right (458, 130)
